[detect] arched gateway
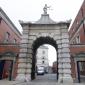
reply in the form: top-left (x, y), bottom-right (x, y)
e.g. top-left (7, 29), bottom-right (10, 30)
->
top-left (16, 5), bottom-right (73, 83)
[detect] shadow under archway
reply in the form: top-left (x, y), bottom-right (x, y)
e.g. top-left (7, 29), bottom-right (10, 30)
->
top-left (31, 36), bottom-right (58, 80)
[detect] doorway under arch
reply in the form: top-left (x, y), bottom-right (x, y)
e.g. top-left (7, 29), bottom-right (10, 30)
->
top-left (0, 52), bottom-right (17, 80)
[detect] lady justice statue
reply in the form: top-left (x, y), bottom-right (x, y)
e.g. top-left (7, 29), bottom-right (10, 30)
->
top-left (43, 4), bottom-right (50, 14)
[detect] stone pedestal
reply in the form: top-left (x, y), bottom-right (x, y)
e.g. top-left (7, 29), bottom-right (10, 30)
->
top-left (63, 75), bottom-right (73, 83)
top-left (15, 74), bottom-right (26, 81)
top-left (16, 74), bottom-right (31, 82)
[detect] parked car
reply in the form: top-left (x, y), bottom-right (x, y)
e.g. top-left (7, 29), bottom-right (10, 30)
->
top-left (37, 66), bottom-right (44, 75)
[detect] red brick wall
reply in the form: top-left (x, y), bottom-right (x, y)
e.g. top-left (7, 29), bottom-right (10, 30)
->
top-left (70, 45), bottom-right (85, 55)
top-left (0, 45), bottom-right (19, 53)
top-left (0, 12), bottom-right (21, 80)
top-left (52, 61), bottom-right (57, 73)
top-left (69, 1), bottom-right (85, 42)
top-left (69, 0), bottom-right (85, 80)
top-left (0, 19), bottom-right (21, 43)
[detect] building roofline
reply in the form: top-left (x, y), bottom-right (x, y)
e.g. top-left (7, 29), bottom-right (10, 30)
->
top-left (0, 7), bottom-right (22, 36)
top-left (69, 0), bottom-right (84, 31)
top-left (19, 20), bottom-right (70, 28)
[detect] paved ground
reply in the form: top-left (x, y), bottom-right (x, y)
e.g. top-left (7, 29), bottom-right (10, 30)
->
top-left (0, 74), bottom-right (85, 85)
top-left (27, 73), bottom-right (57, 85)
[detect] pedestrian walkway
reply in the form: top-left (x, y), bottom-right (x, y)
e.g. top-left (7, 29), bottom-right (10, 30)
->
top-left (0, 80), bottom-right (85, 85)
top-left (0, 74), bottom-right (85, 85)
top-left (0, 80), bottom-right (25, 85)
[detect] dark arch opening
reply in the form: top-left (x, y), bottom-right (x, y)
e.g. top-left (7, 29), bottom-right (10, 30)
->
top-left (31, 36), bottom-right (58, 80)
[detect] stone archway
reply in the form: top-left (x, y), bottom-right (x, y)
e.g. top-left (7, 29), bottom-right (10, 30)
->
top-left (31, 36), bottom-right (57, 80)
top-left (16, 7), bottom-right (73, 83)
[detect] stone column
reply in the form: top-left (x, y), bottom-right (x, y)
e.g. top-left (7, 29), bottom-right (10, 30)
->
top-left (60, 28), bottom-right (73, 83)
top-left (16, 26), bottom-right (30, 81)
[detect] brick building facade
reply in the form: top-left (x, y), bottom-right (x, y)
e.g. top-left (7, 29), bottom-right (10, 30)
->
top-left (52, 61), bottom-right (57, 73)
top-left (0, 8), bottom-right (21, 80)
top-left (69, 0), bottom-right (85, 82)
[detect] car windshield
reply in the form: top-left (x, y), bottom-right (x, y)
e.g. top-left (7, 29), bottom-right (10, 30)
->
top-left (38, 67), bottom-right (44, 71)
top-left (38, 69), bottom-right (43, 71)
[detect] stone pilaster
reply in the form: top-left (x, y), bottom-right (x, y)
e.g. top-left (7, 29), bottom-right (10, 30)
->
top-left (16, 26), bottom-right (30, 81)
top-left (58, 28), bottom-right (73, 83)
